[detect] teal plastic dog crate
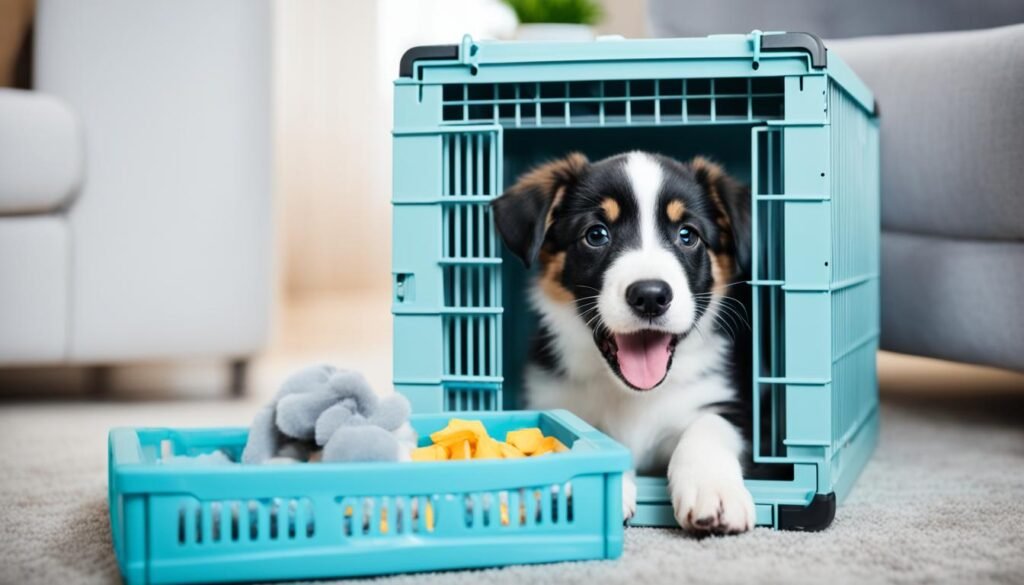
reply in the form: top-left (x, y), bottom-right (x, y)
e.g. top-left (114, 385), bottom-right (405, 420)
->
top-left (108, 411), bottom-right (630, 584)
top-left (392, 32), bottom-right (880, 530)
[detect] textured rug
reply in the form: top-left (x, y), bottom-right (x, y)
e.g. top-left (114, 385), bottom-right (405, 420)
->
top-left (1, 394), bottom-right (1022, 585)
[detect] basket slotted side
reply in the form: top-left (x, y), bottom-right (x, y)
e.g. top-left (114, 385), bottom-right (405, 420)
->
top-left (108, 410), bottom-right (629, 585)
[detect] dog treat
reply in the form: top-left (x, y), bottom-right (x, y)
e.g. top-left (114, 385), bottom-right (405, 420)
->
top-left (505, 428), bottom-right (545, 454)
top-left (410, 444), bottom-right (447, 462)
top-left (449, 439), bottom-right (474, 460)
top-left (532, 435), bottom-right (569, 456)
top-left (473, 436), bottom-right (504, 459)
top-left (444, 419), bottom-right (490, 440)
top-left (499, 442), bottom-right (526, 459)
top-left (430, 428), bottom-right (478, 448)
top-left (413, 419), bottom-right (568, 462)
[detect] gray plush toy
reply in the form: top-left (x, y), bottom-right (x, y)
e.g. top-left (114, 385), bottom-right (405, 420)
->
top-left (242, 365), bottom-right (415, 464)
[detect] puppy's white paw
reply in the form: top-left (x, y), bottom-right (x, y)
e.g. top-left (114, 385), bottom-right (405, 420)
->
top-left (622, 473), bottom-right (637, 523)
top-left (670, 470), bottom-right (755, 534)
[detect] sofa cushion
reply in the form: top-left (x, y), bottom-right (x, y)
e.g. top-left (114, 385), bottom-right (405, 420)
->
top-left (0, 89), bottom-right (83, 215)
top-left (831, 25), bottom-right (1024, 240)
top-left (0, 216), bottom-right (69, 365)
top-left (881, 232), bottom-right (1024, 372)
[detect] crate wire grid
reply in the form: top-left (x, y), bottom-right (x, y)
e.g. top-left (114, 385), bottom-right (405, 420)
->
top-left (440, 77), bottom-right (786, 126)
top-left (392, 32), bottom-right (880, 530)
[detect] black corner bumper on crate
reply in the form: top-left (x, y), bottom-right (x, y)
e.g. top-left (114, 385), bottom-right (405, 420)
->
top-left (777, 492), bottom-right (836, 531)
top-left (760, 32), bottom-right (828, 69)
top-left (399, 44), bottom-right (460, 78)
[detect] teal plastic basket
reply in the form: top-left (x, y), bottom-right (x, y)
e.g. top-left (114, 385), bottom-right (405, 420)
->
top-left (392, 32), bottom-right (880, 530)
top-left (108, 411), bottom-right (630, 584)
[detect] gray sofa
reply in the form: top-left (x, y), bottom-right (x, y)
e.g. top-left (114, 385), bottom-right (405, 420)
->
top-left (648, 3), bottom-right (1024, 372)
top-left (830, 27), bottom-right (1024, 372)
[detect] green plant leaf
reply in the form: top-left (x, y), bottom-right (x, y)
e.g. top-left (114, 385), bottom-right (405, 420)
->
top-left (502, 0), bottom-right (603, 25)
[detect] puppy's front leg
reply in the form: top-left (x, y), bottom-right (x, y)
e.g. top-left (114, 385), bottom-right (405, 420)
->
top-left (622, 470), bottom-right (637, 522)
top-left (668, 412), bottom-right (755, 534)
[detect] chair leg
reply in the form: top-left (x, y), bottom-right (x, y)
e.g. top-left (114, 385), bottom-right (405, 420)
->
top-left (229, 359), bottom-right (249, 398)
top-left (86, 365), bottom-right (112, 397)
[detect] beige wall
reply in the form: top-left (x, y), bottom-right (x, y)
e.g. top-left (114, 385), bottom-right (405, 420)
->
top-left (274, 1), bottom-right (392, 295)
top-left (597, 0), bottom-right (649, 38)
top-left (274, 0), bottom-right (649, 298)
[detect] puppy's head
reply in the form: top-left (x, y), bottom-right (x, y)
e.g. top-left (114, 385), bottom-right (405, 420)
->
top-left (492, 151), bottom-right (750, 392)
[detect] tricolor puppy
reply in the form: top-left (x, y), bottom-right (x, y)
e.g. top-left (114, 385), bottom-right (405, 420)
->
top-left (492, 151), bottom-right (756, 534)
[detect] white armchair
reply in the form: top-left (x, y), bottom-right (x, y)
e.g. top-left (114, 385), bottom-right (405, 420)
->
top-left (0, 0), bottom-right (273, 393)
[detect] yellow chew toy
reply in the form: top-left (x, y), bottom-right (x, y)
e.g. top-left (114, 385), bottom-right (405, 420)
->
top-left (446, 419), bottom-right (490, 440)
top-left (530, 435), bottom-right (569, 456)
top-left (505, 428), bottom-right (545, 454)
top-left (430, 428), bottom-right (478, 448)
top-left (474, 437), bottom-right (504, 459)
top-left (413, 420), bottom-right (570, 462)
top-left (499, 442), bottom-right (525, 459)
top-left (411, 444), bottom-right (448, 462)
top-left (448, 439), bottom-right (473, 460)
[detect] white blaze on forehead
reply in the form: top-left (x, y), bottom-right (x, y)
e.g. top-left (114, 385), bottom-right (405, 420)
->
top-left (624, 151), bottom-right (663, 251)
top-left (596, 152), bottom-right (695, 335)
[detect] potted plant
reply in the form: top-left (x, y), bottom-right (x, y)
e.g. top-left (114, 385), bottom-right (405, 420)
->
top-left (503, 0), bottom-right (603, 41)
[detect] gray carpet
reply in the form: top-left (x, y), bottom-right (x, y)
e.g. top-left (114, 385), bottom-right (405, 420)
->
top-left (1, 394), bottom-right (1022, 585)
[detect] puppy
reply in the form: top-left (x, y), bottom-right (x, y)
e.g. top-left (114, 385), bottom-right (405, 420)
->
top-left (491, 151), bottom-right (755, 534)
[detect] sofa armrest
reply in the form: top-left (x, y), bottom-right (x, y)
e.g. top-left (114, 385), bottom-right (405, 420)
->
top-left (0, 89), bottom-right (82, 215)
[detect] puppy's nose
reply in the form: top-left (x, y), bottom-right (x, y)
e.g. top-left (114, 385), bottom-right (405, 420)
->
top-left (625, 280), bottom-right (673, 318)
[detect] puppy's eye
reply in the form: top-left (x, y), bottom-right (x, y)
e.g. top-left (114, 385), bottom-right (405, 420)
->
top-left (678, 226), bottom-right (698, 246)
top-left (584, 224), bottom-right (611, 247)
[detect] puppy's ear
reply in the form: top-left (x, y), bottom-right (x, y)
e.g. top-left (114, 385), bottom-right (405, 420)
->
top-left (691, 157), bottom-right (752, 278)
top-left (491, 153), bottom-right (588, 267)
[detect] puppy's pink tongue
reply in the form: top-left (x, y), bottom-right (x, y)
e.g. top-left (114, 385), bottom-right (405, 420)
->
top-left (614, 331), bottom-right (673, 390)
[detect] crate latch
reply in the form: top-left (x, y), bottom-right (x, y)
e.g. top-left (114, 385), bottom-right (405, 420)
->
top-left (459, 34), bottom-right (481, 76)
top-left (750, 30), bottom-right (763, 70)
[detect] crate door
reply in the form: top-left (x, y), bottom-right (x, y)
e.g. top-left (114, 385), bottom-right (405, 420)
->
top-left (439, 129), bottom-right (504, 412)
top-left (750, 126), bottom-right (788, 461)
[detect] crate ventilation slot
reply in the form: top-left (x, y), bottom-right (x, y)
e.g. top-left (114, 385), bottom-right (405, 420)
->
top-left (442, 77), bottom-right (784, 127)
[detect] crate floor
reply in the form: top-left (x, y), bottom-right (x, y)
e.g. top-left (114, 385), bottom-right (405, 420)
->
top-left (1, 393), bottom-right (1022, 585)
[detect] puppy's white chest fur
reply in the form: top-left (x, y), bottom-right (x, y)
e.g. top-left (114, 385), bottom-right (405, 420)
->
top-left (525, 290), bottom-right (735, 473)
top-left (493, 151), bottom-right (756, 532)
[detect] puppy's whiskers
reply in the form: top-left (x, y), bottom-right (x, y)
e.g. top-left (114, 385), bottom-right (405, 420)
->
top-left (710, 299), bottom-right (751, 333)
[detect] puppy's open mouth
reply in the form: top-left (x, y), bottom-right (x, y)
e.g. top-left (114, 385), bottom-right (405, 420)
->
top-left (595, 329), bottom-right (681, 391)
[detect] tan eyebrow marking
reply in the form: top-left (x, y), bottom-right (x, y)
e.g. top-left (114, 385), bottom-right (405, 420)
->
top-left (666, 199), bottom-right (686, 222)
top-left (600, 198), bottom-right (620, 223)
